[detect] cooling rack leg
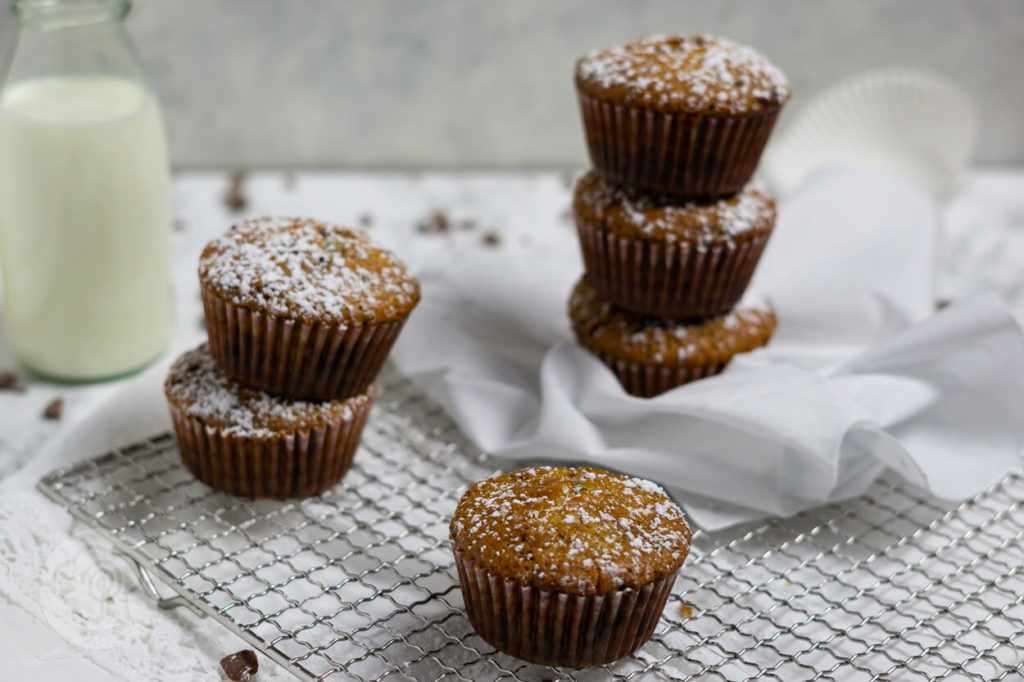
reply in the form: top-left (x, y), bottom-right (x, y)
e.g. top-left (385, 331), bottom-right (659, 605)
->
top-left (121, 553), bottom-right (207, 618)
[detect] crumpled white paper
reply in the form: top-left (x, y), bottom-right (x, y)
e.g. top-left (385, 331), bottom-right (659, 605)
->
top-left (390, 168), bottom-right (1024, 529)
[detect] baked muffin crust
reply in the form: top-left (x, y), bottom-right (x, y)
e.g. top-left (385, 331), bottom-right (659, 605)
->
top-left (573, 171), bottom-right (775, 245)
top-left (450, 466), bottom-right (691, 595)
top-left (575, 34), bottom-right (790, 115)
top-left (165, 343), bottom-right (377, 438)
top-left (199, 217), bottom-right (420, 325)
top-left (569, 278), bottom-right (776, 367)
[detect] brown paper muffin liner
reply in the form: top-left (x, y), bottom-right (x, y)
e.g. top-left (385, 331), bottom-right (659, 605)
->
top-left (578, 91), bottom-right (781, 200)
top-left (452, 544), bottom-right (677, 668)
top-left (168, 392), bottom-right (374, 499)
top-left (576, 218), bottom-right (771, 319)
top-left (594, 351), bottom-right (725, 398)
top-left (202, 289), bottom-right (405, 401)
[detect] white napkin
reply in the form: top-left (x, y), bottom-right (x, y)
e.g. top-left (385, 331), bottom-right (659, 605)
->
top-left (391, 167), bottom-right (1024, 530)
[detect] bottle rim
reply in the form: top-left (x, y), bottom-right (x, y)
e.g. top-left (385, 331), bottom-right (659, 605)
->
top-left (12, 0), bottom-right (131, 25)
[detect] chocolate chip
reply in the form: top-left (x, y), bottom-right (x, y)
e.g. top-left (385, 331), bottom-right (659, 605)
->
top-left (224, 170), bottom-right (249, 213)
top-left (417, 209), bottom-right (450, 234)
top-left (482, 231), bottom-right (502, 247)
top-left (936, 298), bottom-right (952, 310)
top-left (43, 397), bottom-right (63, 420)
top-left (0, 371), bottom-right (25, 393)
top-left (220, 649), bottom-right (258, 681)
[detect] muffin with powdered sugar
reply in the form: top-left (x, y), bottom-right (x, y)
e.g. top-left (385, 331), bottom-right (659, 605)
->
top-left (573, 170), bottom-right (776, 318)
top-left (199, 217), bottom-right (420, 400)
top-left (450, 465), bottom-right (691, 667)
top-left (575, 34), bottom-right (790, 199)
top-left (165, 344), bottom-right (377, 499)
top-left (569, 277), bottom-right (776, 397)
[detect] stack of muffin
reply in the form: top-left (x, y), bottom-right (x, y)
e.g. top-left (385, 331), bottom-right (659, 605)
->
top-left (164, 217), bottom-right (420, 499)
top-left (569, 35), bottom-right (790, 397)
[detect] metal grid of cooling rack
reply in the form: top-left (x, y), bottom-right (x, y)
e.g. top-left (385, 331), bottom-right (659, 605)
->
top-left (38, 369), bottom-right (1024, 681)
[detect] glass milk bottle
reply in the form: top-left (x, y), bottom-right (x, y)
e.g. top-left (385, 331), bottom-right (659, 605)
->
top-left (0, 0), bottom-right (172, 380)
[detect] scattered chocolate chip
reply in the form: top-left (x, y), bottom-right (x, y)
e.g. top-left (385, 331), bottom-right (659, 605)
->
top-left (417, 209), bottom-right (450, 234)
top-left (43, 397), bottom-right (63, 420)
top-left (358, 213), bottom-right (374, 228)
top-left (282, 171), bottom-right (297, 191)
top-left (0, 371), bottom-right (25, 393)
top-left (482, 231), bottom-right (502, 247)
top-left (220, 649), bottom-right (258, 682)
top-left (224, 170), bottom-right (249, 213)
top-left (936, 298), bottom-right (952, 310)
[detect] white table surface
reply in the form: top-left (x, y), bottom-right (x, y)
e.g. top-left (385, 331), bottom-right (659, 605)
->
top-left (1, 168), bottom-right (1024, 679)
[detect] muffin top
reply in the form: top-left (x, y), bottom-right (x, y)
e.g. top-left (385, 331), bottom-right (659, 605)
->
top-left (165, 344), bottom-right (376, 438)
top-left (569, 278), bottom-right (776, 366)
top-left (450, 466), bottom-right (691, 595)
top-left (575, 34), bottom-right (790, 115)
top-left (199, 217), bottom-right (421, 325)
top-left (573, 171), bottom-right (775, 245)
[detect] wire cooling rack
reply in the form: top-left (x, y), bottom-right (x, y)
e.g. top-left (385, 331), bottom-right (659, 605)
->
top-left (38, 369), bottom-right (1024, 681)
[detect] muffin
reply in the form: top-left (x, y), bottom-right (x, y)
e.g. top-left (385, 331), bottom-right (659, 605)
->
top-left (574, 171), bottom-right (775, 318)
top-left (199, 217), bottom-right (420, 400)
top-left (165, 344), bottom-right (376, 499)
top-left (569, 277), bottom-right (776, 397)
top-left (450, 466), bottom-right (691, 667)
top-left (575, 34), bottom-right (790, 199)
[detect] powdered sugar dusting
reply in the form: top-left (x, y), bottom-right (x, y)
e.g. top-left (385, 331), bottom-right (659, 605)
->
top-left (165, 344), bottom-right (375, 438)
top-left (575, 171), bottom-right (775, 244)
top-left (199, 217), bottom-right (420, 323)
top-left (576, 34), bottom-right (790, 114)
top-left (450, 466), bottom-right (691, 595)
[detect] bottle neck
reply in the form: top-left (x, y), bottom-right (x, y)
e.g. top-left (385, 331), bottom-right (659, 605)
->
top-left (13, 0), bottom-right (130, 30)
top-left (2, 0), bottom-right (144, 88)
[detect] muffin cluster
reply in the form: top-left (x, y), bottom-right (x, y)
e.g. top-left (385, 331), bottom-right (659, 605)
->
top-left (166, 218), bottom-right (420, 499)
top-left (572, 34), bottom-right (789, 397)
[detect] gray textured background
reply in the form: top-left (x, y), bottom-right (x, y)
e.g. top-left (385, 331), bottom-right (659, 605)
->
top-left (1, 0), bottom-right (1021, 167)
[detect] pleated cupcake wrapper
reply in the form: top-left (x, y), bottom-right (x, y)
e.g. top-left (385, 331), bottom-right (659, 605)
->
top-left (203, 289), bottom-right (405, 401)
top-left (168, 393), bottom-right (373, 499)
top-left (578, 91), bottom-right (781, 200)
top-left (576, 218), bottom-right (772, 319)
top-left (452, 544), bottom-right (677, 668)
top-left (592, 351), bottom-right (725, 398)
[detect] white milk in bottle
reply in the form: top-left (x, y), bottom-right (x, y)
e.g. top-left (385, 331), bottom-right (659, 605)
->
top-left (0, 0), bottom-right (174, 380)
top-left (0, 75), bottom-right (172, 379)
